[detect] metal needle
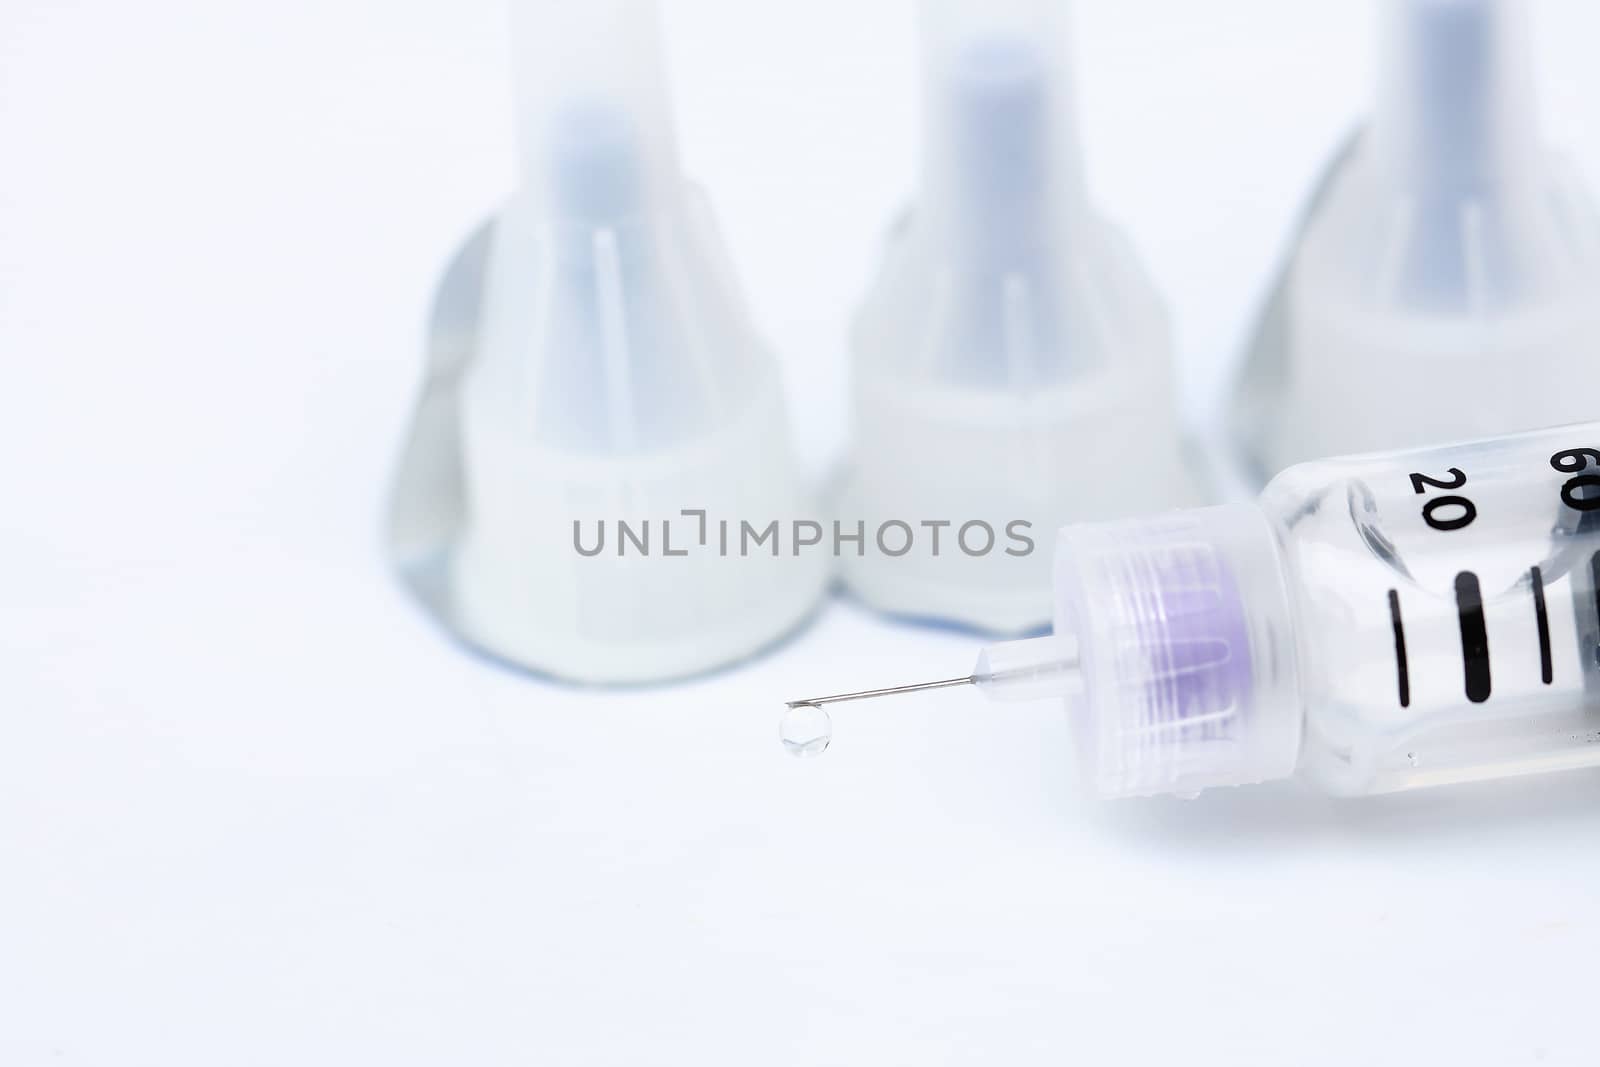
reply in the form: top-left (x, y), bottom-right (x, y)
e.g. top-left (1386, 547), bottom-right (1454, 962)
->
top-left (784, 676), bottom-right (977, 709)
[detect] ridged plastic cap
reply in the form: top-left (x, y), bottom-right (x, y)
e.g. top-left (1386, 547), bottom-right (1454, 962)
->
top-left (1053, 505), bottom-right (1302, 798)
top-left (1232, 0), bottom-right (1600, 476)
top-left (835, 0), bottom-right (1192, 634)
top-left (389, 0), bottom-right (826, 683)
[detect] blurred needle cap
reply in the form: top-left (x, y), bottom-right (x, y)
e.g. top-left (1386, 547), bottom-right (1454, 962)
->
top-left (835, 0), bottom-right (1194, 634)
top-left (389, 0), bottom-right (826, 683)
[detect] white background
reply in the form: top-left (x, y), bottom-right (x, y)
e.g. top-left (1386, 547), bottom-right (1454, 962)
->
top-left (6, 1), bottom-right (1600, 1063)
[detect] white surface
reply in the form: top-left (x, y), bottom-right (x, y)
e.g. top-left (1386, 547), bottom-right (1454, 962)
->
top-left (5, 1), bottom-right (1600, 1063)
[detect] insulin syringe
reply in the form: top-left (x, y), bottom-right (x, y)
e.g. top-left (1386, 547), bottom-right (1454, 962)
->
top-left (785, 421), bottom-right (1600, 800)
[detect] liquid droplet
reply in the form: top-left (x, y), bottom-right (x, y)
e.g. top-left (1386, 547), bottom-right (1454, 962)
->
top-left (780, 702), bottom-right (831, 758)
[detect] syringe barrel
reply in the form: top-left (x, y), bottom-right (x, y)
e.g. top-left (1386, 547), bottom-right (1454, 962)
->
top-left (1057, 421), bottom-right (1600, 799)
top-left (1264, 421), bottom-right (1600, 796)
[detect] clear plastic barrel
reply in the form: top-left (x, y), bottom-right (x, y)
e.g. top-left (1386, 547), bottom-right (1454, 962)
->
top-left (1264, 421), bottom-right (1600, 795)
top-left (1050, 421), bottom-right (1600, 798)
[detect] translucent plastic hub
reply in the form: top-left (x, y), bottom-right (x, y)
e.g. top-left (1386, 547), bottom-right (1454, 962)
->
top-left (1054, 506), bottom-right (1301, 799)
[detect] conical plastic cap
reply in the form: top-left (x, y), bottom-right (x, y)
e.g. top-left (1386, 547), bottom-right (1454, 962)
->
top-left (389, 0), bottom-right (826, 683)
top-left (834, 0), bottom-right (1193, 634)
top-left (1233, 0), bottom-right (1600, 478)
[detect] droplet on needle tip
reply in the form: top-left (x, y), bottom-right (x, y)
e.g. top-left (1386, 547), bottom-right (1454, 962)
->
top-left (780, 702), bottom-right (832, 758)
